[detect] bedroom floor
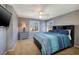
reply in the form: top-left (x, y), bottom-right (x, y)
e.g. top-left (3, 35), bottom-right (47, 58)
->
top-left (6, 39), bottom-right (79, 55)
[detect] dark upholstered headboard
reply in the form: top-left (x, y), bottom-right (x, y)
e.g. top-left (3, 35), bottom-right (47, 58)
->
top-left (52, 25), bottom-right (74, 46)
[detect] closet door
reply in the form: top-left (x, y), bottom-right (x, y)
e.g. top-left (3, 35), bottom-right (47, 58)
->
top-left (0, 27), bottom-right (6, 54)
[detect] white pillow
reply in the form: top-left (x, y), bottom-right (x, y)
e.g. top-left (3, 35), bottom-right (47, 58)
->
top-left (66, 29), bottom-right (71, 40)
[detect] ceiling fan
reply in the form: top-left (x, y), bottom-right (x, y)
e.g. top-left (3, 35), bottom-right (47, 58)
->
top-left (38, 10), bottom-right (50, 19)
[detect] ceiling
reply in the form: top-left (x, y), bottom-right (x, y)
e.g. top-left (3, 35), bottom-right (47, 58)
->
top-left (11, 4), bottom-right (79, 20)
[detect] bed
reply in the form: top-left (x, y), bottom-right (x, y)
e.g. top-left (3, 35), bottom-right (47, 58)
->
top-left (33, 25), bottom-right (74, 55)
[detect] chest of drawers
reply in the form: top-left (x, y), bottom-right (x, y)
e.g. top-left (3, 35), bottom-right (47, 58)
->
top-left (19, 32), bottom-right (29, 40)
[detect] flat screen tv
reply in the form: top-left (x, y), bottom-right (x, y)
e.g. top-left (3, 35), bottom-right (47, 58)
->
top-left (0, 5), bottom-right (12, 27)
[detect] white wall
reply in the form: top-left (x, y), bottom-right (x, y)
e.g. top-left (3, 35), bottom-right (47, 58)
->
top-left (74, 25), bottom-right (79, 46)
top-left (40, 21), bottom-right (47, 32)
top-left (48, 10), bottom-right (79, 47)
top-left (6, 11), bottom-right (18, 50)
top-left (52, 10), bottom-right (79, 25)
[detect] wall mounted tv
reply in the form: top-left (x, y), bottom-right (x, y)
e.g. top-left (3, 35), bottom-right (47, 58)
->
top-left (0, 5), bottom-right (12, 27)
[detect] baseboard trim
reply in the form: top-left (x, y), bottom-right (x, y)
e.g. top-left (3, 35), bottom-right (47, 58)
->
top-left (3, 47), bottom-right (15, 55)
top-left (74, 45), bottom-right (79, 48)
top-left (3, 43), bottom-right (16, 55)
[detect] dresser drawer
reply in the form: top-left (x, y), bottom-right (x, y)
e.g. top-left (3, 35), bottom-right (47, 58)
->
top-left (19, 32), bottom-right (29, 40)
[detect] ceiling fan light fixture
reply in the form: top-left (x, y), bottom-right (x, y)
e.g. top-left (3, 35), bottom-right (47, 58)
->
top-left (39, 15), bottom-right (42, 19)
top-left (39, 11), bottom-right (43, 15)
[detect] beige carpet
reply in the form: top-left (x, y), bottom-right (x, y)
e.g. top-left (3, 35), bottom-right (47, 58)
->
top-left (6, 39), bottom-right (41, 55)
top-left (6, 39), bottom-right (79, 55)
top-left (55, 47), bottom-right (79, 55)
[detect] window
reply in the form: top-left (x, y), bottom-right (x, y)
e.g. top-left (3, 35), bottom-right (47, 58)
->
top-left (29, 20), bottom-right (40, 32)
top-left (47, 20), bottom-right (54, 31)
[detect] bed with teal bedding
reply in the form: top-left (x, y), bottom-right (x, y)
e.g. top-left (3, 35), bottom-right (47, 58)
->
top-left (33, 32), bottom-right (71, 55)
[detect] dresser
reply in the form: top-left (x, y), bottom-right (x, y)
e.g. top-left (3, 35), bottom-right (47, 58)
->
top-left (19, 32), bottom-right (29, 40)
